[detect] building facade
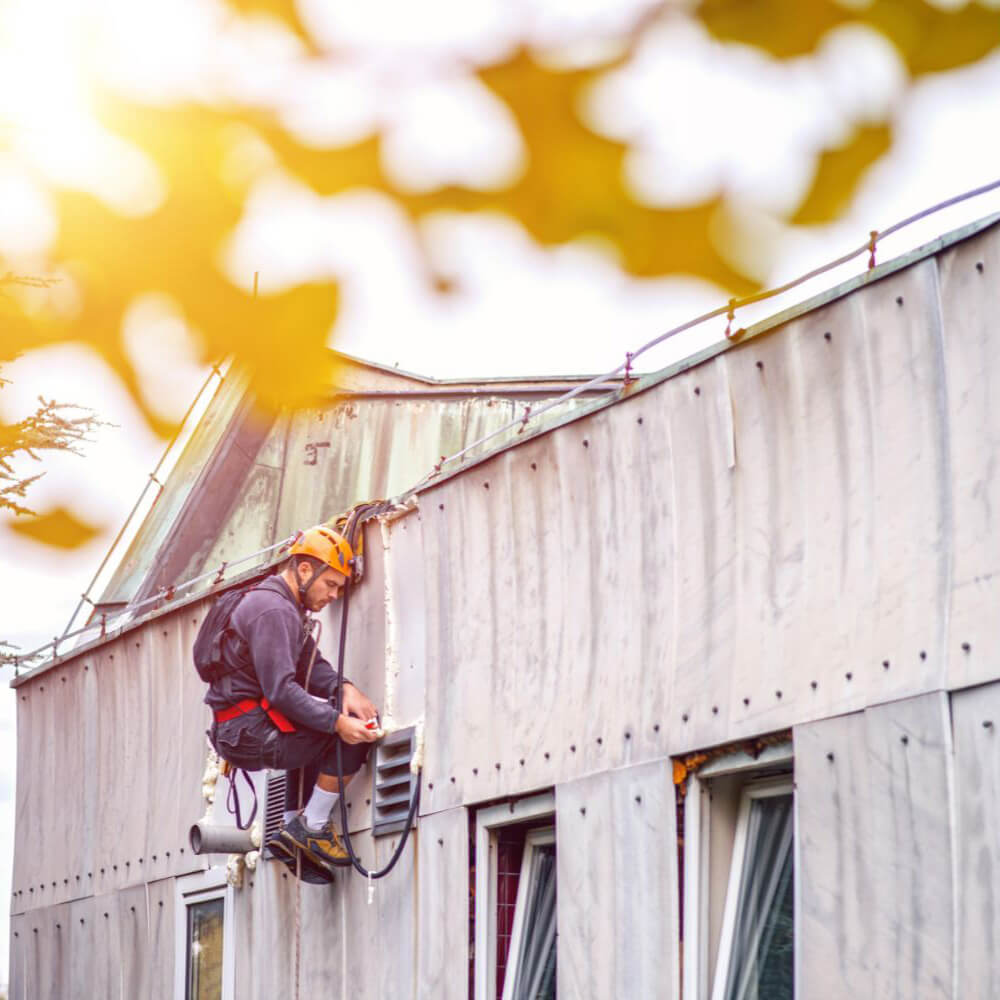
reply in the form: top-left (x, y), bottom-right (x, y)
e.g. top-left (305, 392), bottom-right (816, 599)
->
top-left (10, 214), bottom-right (1000, 998)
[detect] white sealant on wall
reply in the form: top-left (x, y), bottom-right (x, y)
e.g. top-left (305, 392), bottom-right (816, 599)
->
top-left (377, 497), bottom-right (424, 770)
top-left (378, 513), bottom-right (402, 734)
top-left (200, 739), bottom-right (221, 822)
top-left (410, 716), bottom-right (425, 775)
top-left (226, 854), bottom-right (245, 888)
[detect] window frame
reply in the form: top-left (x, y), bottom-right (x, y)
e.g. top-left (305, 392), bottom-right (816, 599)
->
top-left (500, 826), bottom-right (557, 1000)
top-left (682, 744), bottom-right (797, 1000)
top-left (474, 791), bottom-right (556, 1000)
top-left (174, 869), bottom-right (236, 1000)
top-left (710, 777), bottom-right (795, 1000)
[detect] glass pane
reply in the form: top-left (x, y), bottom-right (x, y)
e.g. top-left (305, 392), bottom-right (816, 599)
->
top-left (723, 793), bottom-right (794, 1000)
top-left (186, 897), bottom-right (225, 1000)
top-left (511, 843), bottom-right (557, 1000)
top-left (497, 826), bottom-right (528, 998)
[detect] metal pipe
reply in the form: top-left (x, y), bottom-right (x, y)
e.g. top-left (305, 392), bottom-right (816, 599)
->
top-left (189, 821), bottom-right (255, 856)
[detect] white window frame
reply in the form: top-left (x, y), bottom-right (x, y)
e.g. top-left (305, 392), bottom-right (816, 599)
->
top-left (474, 792), bottom-right (555, 1000)
top-left (710, 777), bottom-right (794, 1000)
top-left (682, 745), bottom-right (796, 1000)
top-left (501, 826), bottom-right (557, 1000)
top-left (174, 869), bottom-right (236, 1000)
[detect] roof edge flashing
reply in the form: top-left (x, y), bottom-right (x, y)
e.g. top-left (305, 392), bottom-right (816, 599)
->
top-left (399, 211), bottom-right (1000, 498)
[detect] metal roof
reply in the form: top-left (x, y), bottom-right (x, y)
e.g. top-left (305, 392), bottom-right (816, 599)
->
top-left (96, 353), bottom-right (619, 608)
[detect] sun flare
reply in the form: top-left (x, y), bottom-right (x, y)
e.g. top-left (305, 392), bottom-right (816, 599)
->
top-left (0, 0), bottom-right (164, 233)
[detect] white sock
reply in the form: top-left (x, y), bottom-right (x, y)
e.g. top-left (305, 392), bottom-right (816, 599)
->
top-left (283, 810), bottom-right (299, 825)
top-left (303, 786), bottom-right (339, 829)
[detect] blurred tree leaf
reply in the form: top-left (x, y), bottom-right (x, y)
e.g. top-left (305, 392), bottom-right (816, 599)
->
top-left (794, 123), bottom-right (892, 225)
top-left (254, 51), bottom-right (759, 294)
top-left (451, 52), bottom-right (757, 291)
top-left (696, 0), bottom-right (848, 60)
top-left (6, 505), bottom-right (101, 548)
top-left (697, 0), bottom-right (1000, 75)
top-left (865, 0), bottom-right (1000, 75)
top-left (6, 102), bottom-right (339, 425)
top-left (1, 0), bottom-right (997, 456)
top-left (226, 0), bottom-right (313, 48)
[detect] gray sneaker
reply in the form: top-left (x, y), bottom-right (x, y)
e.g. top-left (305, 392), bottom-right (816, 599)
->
top-left (278, 815), bottom-right (352, 870)
top-left (267, 829), bottom-right (335, 884)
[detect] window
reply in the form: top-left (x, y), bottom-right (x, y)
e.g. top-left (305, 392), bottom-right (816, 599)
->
top-left (187, 898), bottom-right (225, 999)
top-left (175, 871), bottom-right (235, 1000)
top-left (474, 792), bottom-right (557, 1000)
top-left (713, 781), bottom-right (794, 1000)
top-left (681, 741), bottom-right (795, 1000)
top-left (503, 828), bottom-right (557, 1000)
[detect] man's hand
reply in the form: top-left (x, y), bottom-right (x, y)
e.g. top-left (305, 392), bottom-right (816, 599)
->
top-left (335, 713), bottom-right (380, 744)
top-left (340, 682), bottom-right (378, 724)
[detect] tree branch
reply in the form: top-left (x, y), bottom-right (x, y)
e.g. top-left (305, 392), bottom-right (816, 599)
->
top-left (0, 390), bottom-right (111, 517)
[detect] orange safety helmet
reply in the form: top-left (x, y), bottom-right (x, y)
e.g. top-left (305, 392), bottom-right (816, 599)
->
top-left (288, 524), bottom-right (354, 579)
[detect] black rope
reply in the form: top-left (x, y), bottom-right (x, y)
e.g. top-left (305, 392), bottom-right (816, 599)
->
top-left (226, 766), bottom-right (259, 831)
top-left (334, 502), bottom-right (421, 880)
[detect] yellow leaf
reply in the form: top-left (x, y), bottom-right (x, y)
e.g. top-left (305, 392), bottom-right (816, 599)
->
top-left (697, 0), bottom-right (848, 60)
top-left (6, 506), bottom-right (101, 549)
top-left (256, 51), bottom-right (761, 293)
top-left (866, 0), bottom-right (1000, 76)
top-left (224, 0), bottom-right (314, 48)
top-left (793, 123), bottom-right (892, 226)
top-left (697, 0), bottom-right (1000, 76)
top-left (8, 100), bottom-right (342, 424)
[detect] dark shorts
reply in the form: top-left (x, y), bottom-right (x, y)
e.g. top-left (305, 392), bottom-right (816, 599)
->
top-left (210, 709), bottom-right (371, 811)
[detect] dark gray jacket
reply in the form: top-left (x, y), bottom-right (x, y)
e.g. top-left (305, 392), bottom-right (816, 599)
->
top-left (203, 575), bottom-right (347, 733)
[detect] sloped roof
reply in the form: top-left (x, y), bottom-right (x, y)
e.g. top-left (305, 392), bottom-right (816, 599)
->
top-left (96, 351), bottom-right (619, 608)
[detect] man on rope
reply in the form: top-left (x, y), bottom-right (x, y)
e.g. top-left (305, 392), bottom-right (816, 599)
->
top-left (202, 524), bottom-right (380, 878)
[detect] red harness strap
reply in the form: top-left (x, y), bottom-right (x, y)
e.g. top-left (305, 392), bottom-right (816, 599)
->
top-left (214, 697), bottom-right (296, 733)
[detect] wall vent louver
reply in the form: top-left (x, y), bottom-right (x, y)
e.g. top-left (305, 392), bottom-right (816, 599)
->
top-left (372, 726), bottom-right (417, 837)
top-left (261, 770), bottom-right (287, 859)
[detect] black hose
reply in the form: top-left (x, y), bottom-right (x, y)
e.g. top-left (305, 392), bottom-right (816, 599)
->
top-left (334, 504), bottom-right (421, 879)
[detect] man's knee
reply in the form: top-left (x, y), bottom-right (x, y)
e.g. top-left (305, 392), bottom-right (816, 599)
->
top-left (319, 739), bottom-right (371, 778)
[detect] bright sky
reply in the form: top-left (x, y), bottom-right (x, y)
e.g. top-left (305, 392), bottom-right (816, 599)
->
top-left (1, 0), bottom-right (1000, 986)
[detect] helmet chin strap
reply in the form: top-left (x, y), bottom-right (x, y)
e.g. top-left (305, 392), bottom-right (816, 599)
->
top-left (298, 562), bottom-right (324, 603)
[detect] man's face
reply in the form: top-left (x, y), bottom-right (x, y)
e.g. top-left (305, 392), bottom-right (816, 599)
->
top-left (299, 564), bottom-right (348, 611)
